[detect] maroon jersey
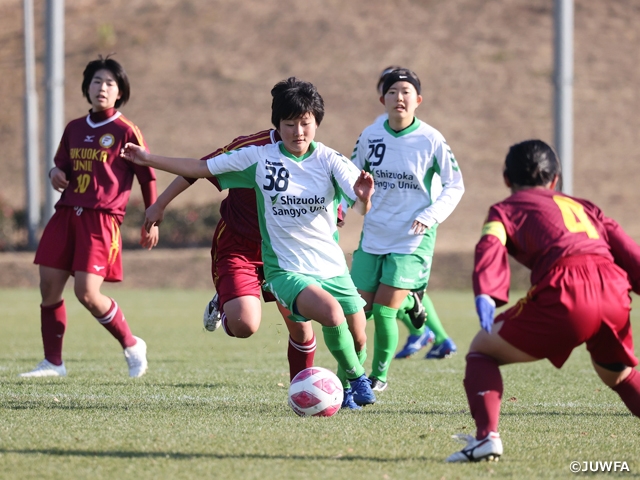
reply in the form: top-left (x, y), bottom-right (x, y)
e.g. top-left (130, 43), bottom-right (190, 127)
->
top-left (474, 188), bottom-right (640, 306)
top-left (54, 110), bottom-right (156, 223)
top-left (183, 129), bottom-right (280, 242)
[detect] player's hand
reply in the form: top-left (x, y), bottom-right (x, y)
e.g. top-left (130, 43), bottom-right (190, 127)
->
top-left (353, 170), bottom-right (374, 202)
top-left (475, 294), bottom-right (496, 333)
top-left (409, 220), bottom-right (428, 235)
top-left (145, 202), bottom-right (165, 232)
top-left (139, 224), bottom-right (159, 250)
top-left (49, 167), bottom-right (69, 192)
top-left (120, 143), bottom-right (149, 165)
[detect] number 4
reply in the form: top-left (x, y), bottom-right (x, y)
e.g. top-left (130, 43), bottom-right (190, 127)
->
top-left (553, 195), bottom-right (600, 239)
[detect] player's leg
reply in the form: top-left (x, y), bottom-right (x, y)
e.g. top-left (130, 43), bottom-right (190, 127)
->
top-left (369, 283), bottom-right (407, 390)
top-left (74, 271), bottom-right (147, 377)
top-left (586, 260), bottom-right (640, 417)
top-left (423, 292), bottom-right (458, 359)
top-left (77, 210), bottom-right (146, 377)
top-left (22, 208), bottom-right (74, 377)
top-left (280, 303), bottom-right (316, 380)
top-left (219, 295), bottom-right (262, 338)
top-left (335, 309), bottom-right (369, 408)
top-left (593, 362), bottom-right (640, 417)
top-left (205, 220), bottom-right (265, 338)
top-left (447, 322), bottom-right (536, 463)
top-left (395, 298), bottom-right (434, 359)
top-left (19, 266), bottom-right (71, 377)
top-left (273, 272), bottom-right (375, 406)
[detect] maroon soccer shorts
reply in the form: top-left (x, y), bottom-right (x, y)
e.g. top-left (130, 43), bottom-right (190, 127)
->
top-left (34, 206), bottom-right (124, 282)
top-left (497, 254), bottom-right (638, 368)
top-left (210, 218), bottom-right (275, 309)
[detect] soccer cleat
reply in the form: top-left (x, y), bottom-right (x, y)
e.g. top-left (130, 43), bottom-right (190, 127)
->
top-left (341, 388), bottom-right (362, 411)
top-left (408, 290), bottom-right (426, 329)
top-left (203, 293), bottom-right (222, 332)
top-left (425, 337), bottom-right (458, 359)
top-left (124, 336), bottom-right (148, 378)
top-left (446, 432), bottom-right (503, 463)
top-left (394, 329), bottom-right (435, 359)
top-left (369, 376), bottom-right (388, 392)
top-left (19, 359), bottom-right (66, 378)
top-left (349, 374), bottom-right (376, 406)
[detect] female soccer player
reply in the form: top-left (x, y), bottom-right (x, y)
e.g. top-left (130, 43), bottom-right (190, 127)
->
top-left (447, 139), bottom-right (640, 462)
top-left (349, 68), bottom-right (464, 391)
top-left (21, 56), bottom-right (158, 378)
top-left (144, 130), bottom-right (318, 383)
top-left (371, 65), bottom-right (458, 361)
top-left (121, 77), bottom-right (377, 407)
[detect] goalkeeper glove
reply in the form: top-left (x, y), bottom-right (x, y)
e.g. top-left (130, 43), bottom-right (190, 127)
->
top-left (475, 294), bottom-right (496, 333)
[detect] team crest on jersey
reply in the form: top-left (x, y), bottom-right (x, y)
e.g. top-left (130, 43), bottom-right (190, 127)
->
top-left (99, 134), bottom-right (115, 148)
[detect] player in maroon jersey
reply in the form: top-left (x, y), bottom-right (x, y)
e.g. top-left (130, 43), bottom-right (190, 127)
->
top-left (144, 130), bottom-right (319, 384)
top-left (447, 139), bottom-right (640, 462)
top-left (21, 56), bottom-right (158, 379)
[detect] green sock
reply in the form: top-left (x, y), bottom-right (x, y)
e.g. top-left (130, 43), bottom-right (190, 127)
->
top-left (322, 322), bottom-right (364, 380)
top-left (397, 294), bottom-right (425, 336)
top-left (423, 293), bottom-right (448, 344)
top-left (370, 304), bottom-right (399, 382)
top-left (338, 346), bottom-right (367, 388)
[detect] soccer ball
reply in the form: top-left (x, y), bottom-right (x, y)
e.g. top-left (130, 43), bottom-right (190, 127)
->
top-left (288, 367), bottom-right (343, 417)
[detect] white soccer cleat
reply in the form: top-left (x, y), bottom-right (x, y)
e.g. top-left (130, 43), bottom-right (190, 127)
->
top-left (446, 432), bottom-right (503, 463)
top-left (124, 336), bottom-right (148, 378)
top-left (19, 359), bottom-right (67, 378)
top-left (203, 293), bottom-right (222, 332)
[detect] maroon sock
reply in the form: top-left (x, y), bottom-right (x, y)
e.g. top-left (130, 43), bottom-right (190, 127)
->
top-left (288, 335), bottom-right (317, 380)
top-left (41, 300), bottom-right (67, 366)
top-left (611, 368), bottom-right (640, 417)
top-left (464, 352), bottom-right (503, 439)
top-left (95, 299), bottom-right (136, 349)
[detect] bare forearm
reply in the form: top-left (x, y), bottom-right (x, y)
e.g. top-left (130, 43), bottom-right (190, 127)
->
top-left (155, 176), bottom-right (191, 209)
top-left (144, 154), bottom-right (212, 179)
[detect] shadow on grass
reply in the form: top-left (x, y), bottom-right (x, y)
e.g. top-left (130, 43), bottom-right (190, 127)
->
top-left (0, 448), bottom-right (437, 462)
top-left (366, 408), bottom-right (633, 418)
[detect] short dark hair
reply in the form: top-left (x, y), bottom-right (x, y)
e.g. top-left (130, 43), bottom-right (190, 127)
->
top-left (377, 65), bottom-right (402, 93)
top-left (270, 77), bottom-right (325, 128)
top-left (503, 140), bottom-right (561, 187)
top-left (81, 55), bottom-right (130, 108)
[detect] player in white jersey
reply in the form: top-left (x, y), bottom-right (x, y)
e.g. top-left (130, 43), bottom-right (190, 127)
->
top-left (350, 68), bottom-right (465, 391)
top-left (370, 67), bottom-right (458, 362)
top-left (121, 77), bottom-right (377, 409)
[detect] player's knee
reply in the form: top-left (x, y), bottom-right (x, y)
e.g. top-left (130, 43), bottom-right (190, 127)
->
top-left (594, 361), bottom-right (632, 388)
top-left (228, 316), bottom-right (261, 338)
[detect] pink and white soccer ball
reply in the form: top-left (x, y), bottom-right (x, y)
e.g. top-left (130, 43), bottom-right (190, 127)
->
top-left (288, 367), bottom-right (344, 417)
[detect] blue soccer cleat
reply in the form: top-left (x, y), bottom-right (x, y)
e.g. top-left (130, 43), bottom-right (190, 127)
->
top-left (394, 329), bottom-right (435, 359)
top-left (349, 374), bottom-right (376, 406)
top-left (425, 337), bottom-right (457, 359)
top-left (341, 388), bottom-right (362, 411)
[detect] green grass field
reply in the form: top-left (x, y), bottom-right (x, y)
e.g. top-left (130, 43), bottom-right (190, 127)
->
top-left (1, 288), bottom-right (638, 479)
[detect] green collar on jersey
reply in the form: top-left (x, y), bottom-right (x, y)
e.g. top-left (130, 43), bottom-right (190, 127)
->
top-left (383, 117), bottom-right (421, 137)
top-left (278, 141), bottom-right (317, 161)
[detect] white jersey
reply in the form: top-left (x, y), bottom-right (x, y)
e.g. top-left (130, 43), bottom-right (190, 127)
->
top-left (351, 118), bottom-right (464, 255)
top-left (207, 141), bottom-right (361, 279)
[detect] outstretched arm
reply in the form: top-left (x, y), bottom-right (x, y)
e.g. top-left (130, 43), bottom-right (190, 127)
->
top-left (352, 170), bottom-right (374, 215)
top-left (144, 176), bottom-right (191, 232)
top-left (120, 143), bottom-right (212, 179)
